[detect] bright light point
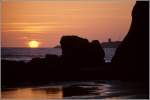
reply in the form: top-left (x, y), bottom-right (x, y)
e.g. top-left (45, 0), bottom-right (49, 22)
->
top-left (28, 40), bottom-right (39, 48)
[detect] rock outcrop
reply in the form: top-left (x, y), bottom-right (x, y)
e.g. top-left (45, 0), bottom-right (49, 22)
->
top-left (111, 1), bottom-right (149, 80)
top-left (90, 40), bottom-right (105, 65)
top-left (60, 36), bottom-right (105, 68)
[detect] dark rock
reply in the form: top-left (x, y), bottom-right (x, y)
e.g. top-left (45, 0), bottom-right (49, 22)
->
top-left (90, 40), bottom-right (105, 65)
top-left (60, 36), bottom-right (90, 68)
top-left (60, 35), bottom-right (89, 57)
top-left (111, 1), bottom-right (149, 80)
top-left (45, 54), bottom-right (60, 63)
top-left (60, 35), bottom-right (105, 67)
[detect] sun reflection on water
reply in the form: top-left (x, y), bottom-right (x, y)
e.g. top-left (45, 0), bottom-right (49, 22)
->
top-left (2, 81), bottom-right (148, 99)
top-left (2, 86), bottom-right (63, 99)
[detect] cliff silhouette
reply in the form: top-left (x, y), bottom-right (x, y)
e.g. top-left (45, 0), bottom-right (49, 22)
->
top-left (112, 1), bottom-right (149, 80)
top-left (1, 1), bottom-right (149, 87)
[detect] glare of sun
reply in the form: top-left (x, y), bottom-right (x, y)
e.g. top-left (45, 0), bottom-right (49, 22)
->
top-left (28, 40), bottom-right (39, 48)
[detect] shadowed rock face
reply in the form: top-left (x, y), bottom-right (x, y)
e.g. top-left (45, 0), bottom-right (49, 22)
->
top-left (90, 40), bottom-right (105, 64)
top-left (60, 36), bottom-right (89, 58)
top-left (112, 1), bottom-right (149, 79)
top-left (60, 36), bottom-right (105, 67)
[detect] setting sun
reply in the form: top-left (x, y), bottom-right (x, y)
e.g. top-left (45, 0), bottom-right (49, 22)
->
top-left (2, 0), bottom-right (136, 48)
top-left (28, 40), bottom-right (39, 48)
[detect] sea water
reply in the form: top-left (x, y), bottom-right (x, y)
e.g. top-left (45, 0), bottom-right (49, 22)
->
top-left (1, 47), bottom-right (116, 62)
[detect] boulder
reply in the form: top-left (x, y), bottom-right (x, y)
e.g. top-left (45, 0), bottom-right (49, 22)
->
top-left (90, 40), bottom-right (105, 65)
top-left (60, 35), bottom-right (105, 67)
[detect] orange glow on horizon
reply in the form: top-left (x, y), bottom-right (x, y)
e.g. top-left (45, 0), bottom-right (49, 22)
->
top-left (2, 0), bottom-right (136, 48)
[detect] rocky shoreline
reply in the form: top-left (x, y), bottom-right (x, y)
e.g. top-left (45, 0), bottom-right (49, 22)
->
top-left (2, 1), bottom-right (149, 88)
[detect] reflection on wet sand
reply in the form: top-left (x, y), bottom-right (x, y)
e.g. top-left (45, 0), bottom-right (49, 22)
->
top-left (63, 83), bottom-right (113, 99)
top-left (2, 86), bottom-right (63, 99)
top-left (2, 81), bottom-right (148, 99)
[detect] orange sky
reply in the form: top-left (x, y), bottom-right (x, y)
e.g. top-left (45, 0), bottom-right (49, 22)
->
top-left (2, 0), bottom-right (136, 48)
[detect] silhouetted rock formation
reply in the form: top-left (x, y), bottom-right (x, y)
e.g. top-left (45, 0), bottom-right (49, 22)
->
top-left (2, 54), bottom-right (61, 87)
top-left (2, 1), bottom-right (149, 88)
top-left (2, 60), bottom-right (27, 86)
top-left (112, 1), bottom-right (149, 80)
top-left (53, 39), bottom-right (122, 49)
top-left (90, 40), bottom-right (105, 65)
top-left (60, 36), bottom-right (105, 68)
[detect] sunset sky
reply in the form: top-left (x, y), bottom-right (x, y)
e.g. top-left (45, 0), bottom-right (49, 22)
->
top-left (2, 0), bottom-right (136, 48)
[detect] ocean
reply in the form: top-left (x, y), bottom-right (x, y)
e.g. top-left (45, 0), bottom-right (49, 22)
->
top-left (1, 47), bottom-right (116, 62)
